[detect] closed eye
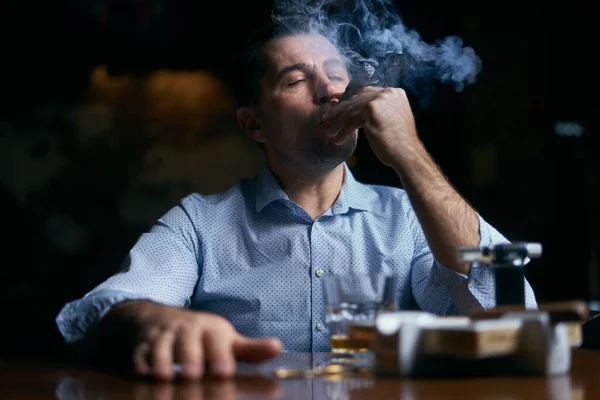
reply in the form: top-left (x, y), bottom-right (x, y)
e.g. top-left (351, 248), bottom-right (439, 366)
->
top-left (287, 79), bottom-right (306, 87)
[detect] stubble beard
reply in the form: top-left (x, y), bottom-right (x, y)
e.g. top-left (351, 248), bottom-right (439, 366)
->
top-left (267, 135), bottom-right (356, 180)
top-left (302, 134), bottom-right (357, 172)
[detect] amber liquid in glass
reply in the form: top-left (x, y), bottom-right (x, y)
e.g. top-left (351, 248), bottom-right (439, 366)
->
top-left (327, 303), bottom-right (377, 353)
top-left (330, 323), bottom-right (375, 353)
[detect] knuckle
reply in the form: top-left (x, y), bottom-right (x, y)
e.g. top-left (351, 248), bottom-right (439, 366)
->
top-left (200, 314), bottom-right (234, 333)
top-left (177, 335), bottom-right (200, 356)
top-left (392, 87), bottom-right (406, 98)
top-left (143, 326), bottom-right (162, 341)
top-left (378, 88), bottom-right (396, 100)
top-left (211, 322), bottom-right (234, 339)
top-left (151, 329), bottom-right (175, 346)
top-left (366, 101), bottom-right (377, 113)
top-left (178, 324), bottom-right (197, 338)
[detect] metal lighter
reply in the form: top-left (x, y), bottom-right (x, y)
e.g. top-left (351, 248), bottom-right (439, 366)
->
top-left (458, 242), bottom-right (542, 306)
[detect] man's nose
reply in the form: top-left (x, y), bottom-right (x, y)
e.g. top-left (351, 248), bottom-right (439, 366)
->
top-left (314, 77), bottom-right (339, 105)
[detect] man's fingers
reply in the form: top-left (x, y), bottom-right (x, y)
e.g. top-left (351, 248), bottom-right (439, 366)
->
top-left (324, 87), bottom-right (381, 122)
top-left (327, 109), bottom-right (353, 136)
top-left (233, 336), bottom-right (283, 362)
top-left (151, 330), bottom-right (176, 380)
top-left (203, 330), bottom-right (236, 378)
top-left (322, 102), bottom-right (350, 123)
top-left (332, 126), bottom-right (359, 145)
top-left (133, 341), bottom-right (151, 376)
top-left (330, 109), bottom-right (362, 144)
top-left (174, 328), bottom-right (203, 379)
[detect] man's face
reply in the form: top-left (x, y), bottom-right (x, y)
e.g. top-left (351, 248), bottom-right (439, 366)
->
top-left (252, 34), bottom-right (356, 172)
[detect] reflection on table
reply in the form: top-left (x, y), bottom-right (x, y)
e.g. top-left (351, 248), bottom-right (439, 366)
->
top-left (1, 350), bottom-right (598, 399)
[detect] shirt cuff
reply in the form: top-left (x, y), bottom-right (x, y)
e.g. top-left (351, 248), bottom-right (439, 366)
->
top-left (432, 214), bottom-right (498, 314)
top-left (55, 289), bottom-right (156, 353)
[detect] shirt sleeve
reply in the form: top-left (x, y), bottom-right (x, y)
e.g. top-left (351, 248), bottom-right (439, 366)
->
top-left (55, 198), bottom-right (201, 349)
top-left (409, 207), bottom-right (538, 315)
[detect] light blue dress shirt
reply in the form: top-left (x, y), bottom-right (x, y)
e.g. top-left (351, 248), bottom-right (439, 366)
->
top-left (56, 163), bottom-right (537, 352)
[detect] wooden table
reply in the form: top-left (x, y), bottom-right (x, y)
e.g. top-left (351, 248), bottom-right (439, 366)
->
top-left (1, 349), bottom-right (599, 399)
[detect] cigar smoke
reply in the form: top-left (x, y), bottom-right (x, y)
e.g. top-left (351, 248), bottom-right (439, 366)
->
top-left (272, 0), bottom-right (482, 103)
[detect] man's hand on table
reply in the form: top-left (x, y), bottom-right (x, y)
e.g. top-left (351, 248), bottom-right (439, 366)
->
top-left (97, 300), bottom-right (283, 381)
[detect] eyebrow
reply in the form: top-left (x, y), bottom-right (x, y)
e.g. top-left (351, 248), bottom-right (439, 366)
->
top-left (275, 58), bottom-right (346, 82)
top-left (275, 63), bottom-right (307, 83)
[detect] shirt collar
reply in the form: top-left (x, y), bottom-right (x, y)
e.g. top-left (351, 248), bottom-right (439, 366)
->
top-left (254, 163), bottom-right (290, 213)
top-left (254, 162), bottom-right (374, 214)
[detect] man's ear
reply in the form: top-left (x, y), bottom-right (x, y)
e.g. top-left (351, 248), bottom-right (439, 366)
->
top-left (236, 107), bottom-right (265, 143)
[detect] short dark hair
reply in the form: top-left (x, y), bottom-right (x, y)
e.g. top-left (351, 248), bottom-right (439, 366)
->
top-left (228, 17), bottom-right (353, 108)
top-left (230, 22), bottom-right (297, 107)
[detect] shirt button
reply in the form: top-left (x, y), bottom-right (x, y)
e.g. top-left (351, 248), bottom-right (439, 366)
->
top-left (315, 268), bottom-right (325, 278)
top-left (315, 323), bottom-right (325, 332)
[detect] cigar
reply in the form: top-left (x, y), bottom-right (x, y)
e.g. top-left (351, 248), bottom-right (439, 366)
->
top-left (341, 63), bottom-right (378, 101)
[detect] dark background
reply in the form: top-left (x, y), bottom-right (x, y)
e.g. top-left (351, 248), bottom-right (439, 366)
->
top-left (0, 1), bottom-right (597, 361)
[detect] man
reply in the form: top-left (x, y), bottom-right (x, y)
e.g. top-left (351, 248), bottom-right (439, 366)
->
top-left (56, 23), bottom-right (537, 381)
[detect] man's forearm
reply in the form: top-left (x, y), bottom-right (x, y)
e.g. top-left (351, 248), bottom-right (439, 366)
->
top-left (392, 139), bottom-right (480, 275)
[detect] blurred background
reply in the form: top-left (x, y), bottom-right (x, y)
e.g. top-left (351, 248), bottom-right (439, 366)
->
top-left (0, 1), bottom-right (597, 361)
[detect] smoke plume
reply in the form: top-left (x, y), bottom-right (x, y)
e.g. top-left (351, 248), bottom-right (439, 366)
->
top-left (271, 0), bottom-right (481, 102)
